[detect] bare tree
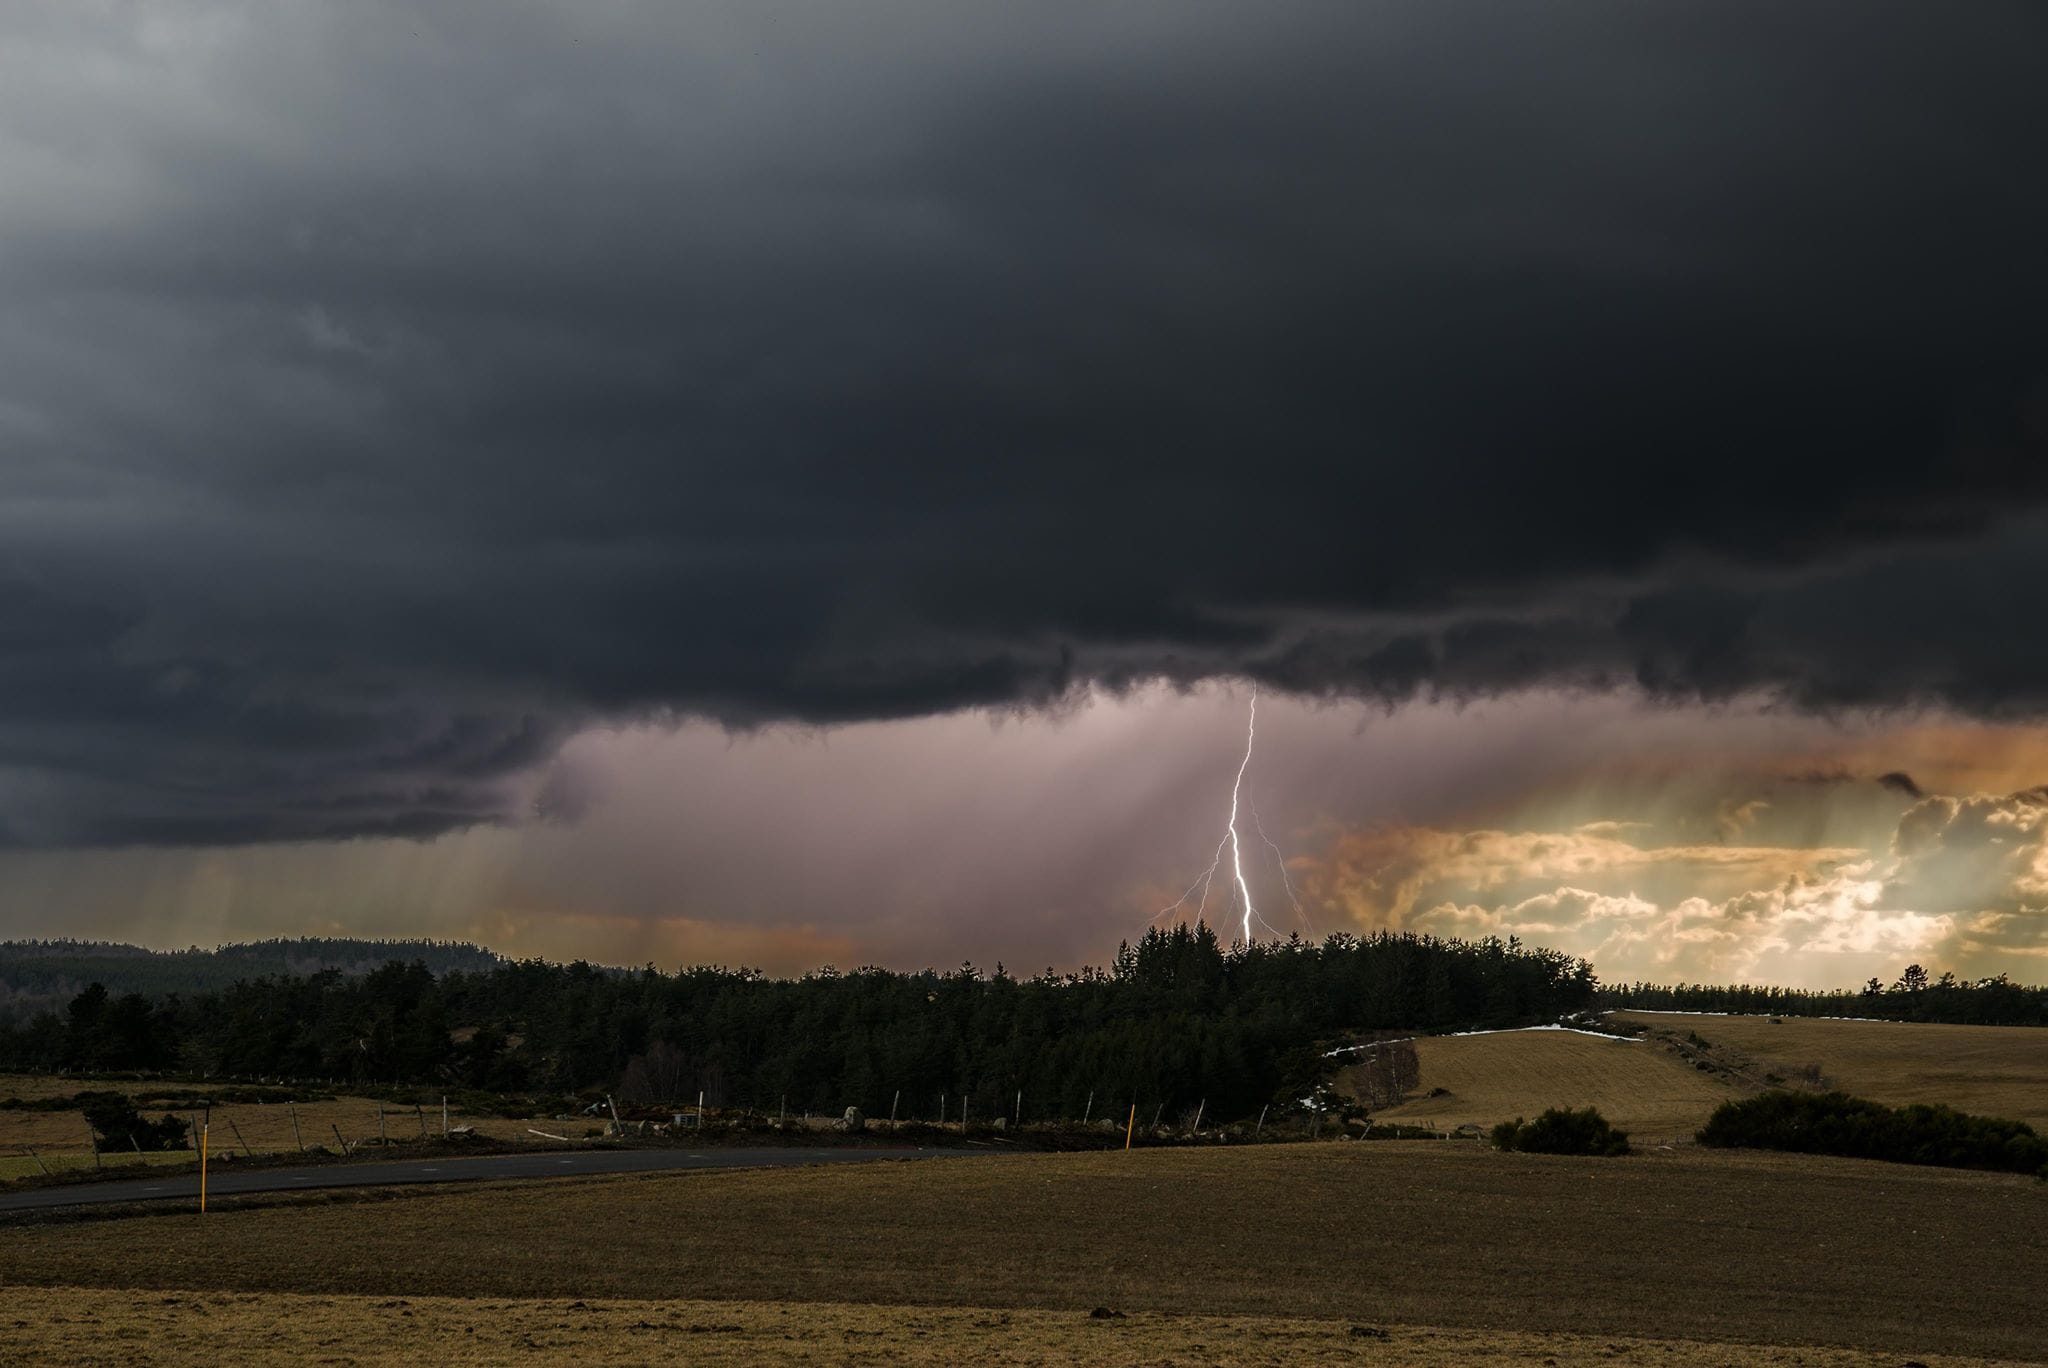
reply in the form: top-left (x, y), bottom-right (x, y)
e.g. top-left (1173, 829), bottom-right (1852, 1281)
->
top-left (1353, 1039), bottom-right (1421, 1108)
top-left (618, 1040), bottom-right (690, 1103)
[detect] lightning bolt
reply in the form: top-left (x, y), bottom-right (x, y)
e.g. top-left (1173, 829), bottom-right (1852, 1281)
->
top-left (1152, 685), bottom-right (1302, 945)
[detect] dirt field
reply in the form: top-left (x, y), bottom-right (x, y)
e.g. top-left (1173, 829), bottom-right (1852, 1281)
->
top-left (1611, 1012), bottom-right (2048, 1128)
top-left (1350, 1029), bottom-right (1737, 1142)
top-left (5, 1284), bottom-right (2034, 1367)
top-left (3, 1143), bottom-right (2042, 1361)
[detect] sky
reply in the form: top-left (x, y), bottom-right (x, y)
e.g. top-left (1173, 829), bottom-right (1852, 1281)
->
top-left (2, 3), bottom-right (2046, 986)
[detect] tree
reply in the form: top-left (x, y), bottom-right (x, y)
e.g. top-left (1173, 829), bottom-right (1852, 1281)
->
top-left (1893, 964), bottom-right (1930, 994)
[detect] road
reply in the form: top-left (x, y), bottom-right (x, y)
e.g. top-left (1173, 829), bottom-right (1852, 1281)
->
top-left (0, 1145), bottom-right (945, 1214)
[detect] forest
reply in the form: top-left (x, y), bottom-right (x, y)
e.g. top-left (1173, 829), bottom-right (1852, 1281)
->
top-left (3, 932), bottom-right (2039, 1126)
top-left (0, 927), bottom-right (1591, 1124)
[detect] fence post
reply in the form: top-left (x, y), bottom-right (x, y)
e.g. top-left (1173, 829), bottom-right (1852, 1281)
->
top-left (1255, 1104), bottom-right (1268, 1138)
top-left (26, 1148), bottom-right (50, 1176)
top-left (890, 1090), bottom-right (900, 1123)
top-left (697, 1090), bottom-right (705, 1129)
top-left (289, 1102), bottom-right (305, 1153)
top-left (377, 1106), bottom-right (387, 1146)
top-left (200, 1124), bottom-right (208, 1213)
top-left (1014, 1090), bottom-right (1022, 1126)
top-left (441, 1096), bottom-right (448, 1138)
top-left (331, 1124), bottom-right (350, 1155)
top-left (89, 1123), bottom-right (101, 1170)
top-left (1150, 1102), bottom-right (1163, 1130)
top-left (1084, 1089), bottom-right (1093, 1124)
top-left (415, 1104), bottom-right (428, 1139)
top-left (227, 1117), bottom-right (254, 1157)
top-left (1192, 1099), bottom-right (1205, 1135)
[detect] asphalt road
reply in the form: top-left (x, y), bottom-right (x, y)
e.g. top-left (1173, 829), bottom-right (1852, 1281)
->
top-left (0, 1145), bottom-right (944, 1214)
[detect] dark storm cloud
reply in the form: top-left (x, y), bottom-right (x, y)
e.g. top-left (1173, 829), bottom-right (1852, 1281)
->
top-left (2, 0), bottom-right (2046, 844)
top-left (1878, 772), bottom-right (1926, 801)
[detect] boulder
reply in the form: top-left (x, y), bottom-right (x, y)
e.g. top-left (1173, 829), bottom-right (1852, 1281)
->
top-left (839, 1106), bottom-right (866, 1133)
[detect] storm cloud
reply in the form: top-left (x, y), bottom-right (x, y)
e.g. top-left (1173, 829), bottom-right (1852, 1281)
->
top-left (3, 1), bottom-right (2047, 844)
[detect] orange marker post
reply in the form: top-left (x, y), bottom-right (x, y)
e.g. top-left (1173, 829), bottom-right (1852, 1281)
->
top-left (1125, 1104), bottom-right (1136, 1151)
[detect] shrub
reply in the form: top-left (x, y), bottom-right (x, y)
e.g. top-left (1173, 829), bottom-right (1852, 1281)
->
top-left (1697, 1090), bottom-right (2047, 1176)
top-left (1491, 1106), bottom-right (1630, 1156)
top-left (76, 1090), bottom-right (191, 1152)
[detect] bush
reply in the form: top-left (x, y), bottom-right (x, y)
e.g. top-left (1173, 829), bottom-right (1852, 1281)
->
top-left (1491, 1106), bottom-right (1630, 1156)
top-left (1697, 1090), bottom-right (2048, 1176)
top-left (76, 1090), bottom-right (191, 1152)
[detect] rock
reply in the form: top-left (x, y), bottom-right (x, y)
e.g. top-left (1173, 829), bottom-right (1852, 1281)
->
top-left (1089, 1307), bottom-right (1125, 1320)
top-left (839, 1106), bottom-right (866, 1133)
top-left (991, 1116), bottom-right (1007, 1132)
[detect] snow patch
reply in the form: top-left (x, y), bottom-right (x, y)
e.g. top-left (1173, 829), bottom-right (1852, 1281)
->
top-left (1324, 1023), bottom-right (1638, 1057)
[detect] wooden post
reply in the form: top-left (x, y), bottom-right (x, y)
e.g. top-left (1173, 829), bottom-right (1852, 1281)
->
top-left (289, 1102), bottom-right (305, 1153)
top-left (227, 1117), bottom-right (254, 1158)
top-left (441, 1096), bottom-right (448, 1138)
top-left (26, 1148), bottom-right (50, 1176)
top-left (1014, 1090), bottom-right (1022, 1126)
top-left (778, 1096), bottom-right (786, 1124)
top-left (1084, 1089), bottom-right (1094, 1124)
top-left (414, 1104), bottom-right (428, 1139)
top-left (331, 1124), bottom-right (350, 1155)
top-left (961, 1095), bottom-right (968, 1128)
top-left (89, 1124), bottom-right (101, 1170)
top-left (377, 1106), bottom-right (387, 1146)
top-left (1192, 1099), bottom-right (1205, 1134)
top-left (1124, 1104), bottom-right (1136, 1150)
top-left (1150, 1102), bottom-right (1163, 1130)
top-left (1312, 1110), bottom-right (1324, 1139)
top-left (890, 1090), bottom-right (900, 1123)
top-left (1255, 1104), bottom-right (1268, 1138)
top-left (939, 1092), bottom-right (946, 1127)
top-left (697, 1089), bottom-right (706, 1128)
top-left (130, 1133), bottom-right (143, 1154)
top-left (200, 1124), bottom-right (208, 1213)
top-left (607, 1094), bottom-right (621, 1128)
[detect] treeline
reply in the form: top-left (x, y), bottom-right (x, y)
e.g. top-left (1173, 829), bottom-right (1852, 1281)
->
top-left (1596, 964), bottom-right (2046, 1026)
top-left (0, 938), bottom-right (505, 1020)
top-left (0, 928), bottom-right (1593, 1124)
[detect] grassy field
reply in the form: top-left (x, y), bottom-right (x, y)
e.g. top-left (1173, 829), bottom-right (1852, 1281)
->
top-left (1350, 1030), bottom-right (1737, 1142)
top-left (6, 1284), bottom-right (2035, 1367)
top-left (1611, 1012), bottom-right (2048, 1128)
top-left (3, 1143), bottom-right (2043, 1361)
top-left (0, 1075), bottom-right (568, 1162)
top-left (1344, 1015), bottom-right (2048, 1143)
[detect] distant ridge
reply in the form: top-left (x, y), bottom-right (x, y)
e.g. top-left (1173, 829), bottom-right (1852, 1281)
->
top-left (0, 937), bottom-right (505, 1020)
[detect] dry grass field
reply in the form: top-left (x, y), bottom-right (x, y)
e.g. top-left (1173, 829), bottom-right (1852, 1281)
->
top-left (1611, 1012), bottom-right (2048, 1128)
top-left (0, 1075), bottom-right (565, 1163)
top-left (4, 1284), bottom-right (2035, 1368)
top-left (1349, 1030), bottom-right (1737, 1142)
top-left (3, 1143), bottom-right (2043, 1361)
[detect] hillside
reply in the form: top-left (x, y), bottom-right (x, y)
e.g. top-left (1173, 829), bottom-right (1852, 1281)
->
top-left (1341, 1029), bottom-right (1738, 1143)
top-left (0, 939), bottom-right (504, 1021)
top-left (1609, 1012), bottom-right (2048, 1129)
top-left (1345, 1014), bottom-right (2048, 1142)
